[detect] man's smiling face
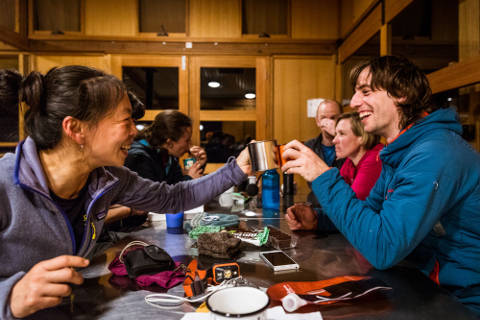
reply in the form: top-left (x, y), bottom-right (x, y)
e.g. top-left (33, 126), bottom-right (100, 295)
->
top-left (350, 67), bottom-right (403, 142)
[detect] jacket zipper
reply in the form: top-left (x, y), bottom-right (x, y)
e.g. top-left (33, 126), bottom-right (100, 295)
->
top-left (78, 182), bottom-right (118, 254)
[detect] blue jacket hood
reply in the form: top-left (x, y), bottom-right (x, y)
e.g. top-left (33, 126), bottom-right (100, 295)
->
top-left (380, 108), bottom-right (462, 167)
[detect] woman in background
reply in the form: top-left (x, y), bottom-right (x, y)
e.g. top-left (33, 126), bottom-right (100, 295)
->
top-left (125, 110), bottom-right (206, 183)
top-left (286, 112), bottom-right (382, 231)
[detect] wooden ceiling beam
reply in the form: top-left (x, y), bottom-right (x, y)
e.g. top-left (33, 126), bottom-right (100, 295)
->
top-left (28, 39), bottom-right (336, 56)
top-left (0, 27), bottom-right (29, 51)
top-left (428, 55), bottom-right (480, 94)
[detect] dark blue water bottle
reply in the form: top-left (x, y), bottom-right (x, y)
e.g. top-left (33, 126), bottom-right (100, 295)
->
top-left (262, 169), bottom-right (280, 210)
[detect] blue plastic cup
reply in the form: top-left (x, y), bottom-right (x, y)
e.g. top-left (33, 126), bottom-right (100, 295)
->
top-left (166, 212), bottom-right (184, 234)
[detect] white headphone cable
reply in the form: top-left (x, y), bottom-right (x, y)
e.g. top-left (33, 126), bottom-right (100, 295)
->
top-left (144, 277), bottom-right (243, 309)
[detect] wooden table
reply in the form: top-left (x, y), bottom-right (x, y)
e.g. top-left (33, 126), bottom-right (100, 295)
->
top-left (25, 207), bottom-right (478, 319)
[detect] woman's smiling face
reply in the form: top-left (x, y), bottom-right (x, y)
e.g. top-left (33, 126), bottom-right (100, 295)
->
top-left (333, 118), bottom-right (363, 160)
top-left (83, 94), bottom-right (138, 168)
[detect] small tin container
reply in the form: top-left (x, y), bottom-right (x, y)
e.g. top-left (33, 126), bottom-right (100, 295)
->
top-left (183, 157), bottom-right (196, 170)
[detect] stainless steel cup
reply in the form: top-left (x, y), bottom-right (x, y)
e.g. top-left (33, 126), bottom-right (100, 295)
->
top-left (247, 140), bottom-right (279, 172)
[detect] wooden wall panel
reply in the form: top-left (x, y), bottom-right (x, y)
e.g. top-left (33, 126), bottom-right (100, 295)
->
top-left (0, 0), bottom-right (16, 32)
top-left (273, 56), bottom-right (335, 144)
top-left (0, 54), bottom-right (19, 69)
top-left (242, 0), bottom-right (287, 36)
top-left (291, 0), bottom-right (339, 39)
top-left (256, 56), bottom-right (270, 140)
top-left (32, 54), bottom-right (112, 74)
top-left (340, 0), bottom-right (377, 38)
top-left (189, 0), bottom-right (241, 38)
top-left (273, 55), bottom-right (336, 195)
top-left (338, 3), bottom-right (381, 63)
top-left (84, 0), bottom-right (137, 36)
top-left (459, 0), bottom-right (480, 62)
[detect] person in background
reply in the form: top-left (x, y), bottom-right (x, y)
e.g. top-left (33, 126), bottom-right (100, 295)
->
top-left (304, 99), bottom-right (345, 206)
top-left (305, 99), bottom-right (344, 168)
top-left (0, 66), bottom-right (250, 319)
top-left (125, 110), bottom-right (207, 183)
top-left (105, 110), bottom-right (208, 228)
top-left (282, 56), bottom-right (480, 315)
top-left (286, 112), bottom-right (383, 231)
top-left (204, 131), bottom-right (235, 163)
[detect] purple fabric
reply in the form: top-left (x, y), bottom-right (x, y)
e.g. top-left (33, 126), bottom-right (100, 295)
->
top-left (108, 256), bottom-right (185, 289)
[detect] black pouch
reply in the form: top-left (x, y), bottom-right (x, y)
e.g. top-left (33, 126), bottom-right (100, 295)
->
top-left (123, 245), bottom-right (175, 279)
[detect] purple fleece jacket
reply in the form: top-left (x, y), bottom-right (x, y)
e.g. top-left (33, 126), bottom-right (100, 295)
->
top-left (0, 137), bottom-right (246, 319)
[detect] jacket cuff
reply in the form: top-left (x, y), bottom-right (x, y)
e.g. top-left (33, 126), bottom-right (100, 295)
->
top-left (1, 271), bottom-right (25, 320)
top-left (225, 156), bottom-right (248, 185)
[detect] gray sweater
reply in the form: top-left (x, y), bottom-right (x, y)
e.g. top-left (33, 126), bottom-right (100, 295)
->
top-left (0, 137), bottom-right (246, 319)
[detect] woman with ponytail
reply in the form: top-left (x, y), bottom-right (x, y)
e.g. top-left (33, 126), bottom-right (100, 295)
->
top-left (0, 66), bottom-right (250, 319)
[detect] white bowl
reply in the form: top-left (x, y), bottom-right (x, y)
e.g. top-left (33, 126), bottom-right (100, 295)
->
top-left (207, 287), bottom-right (270, 319)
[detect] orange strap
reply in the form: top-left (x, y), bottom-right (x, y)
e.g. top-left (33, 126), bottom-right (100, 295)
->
top-left (267, 275), bottom-right (368, 303)
top-left (388, 111), bottom-right (430, 145)
top-left (429, 260), bottom-right (440, 285)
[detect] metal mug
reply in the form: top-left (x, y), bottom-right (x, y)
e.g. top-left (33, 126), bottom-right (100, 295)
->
top-left (247, 140), bottom-right (280, 172)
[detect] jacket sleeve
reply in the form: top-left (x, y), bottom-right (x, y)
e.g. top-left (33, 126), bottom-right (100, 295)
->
top-left (364, 167), bottom-right (387, 212)
top-left (112, 157), bottom-right (246, 214)
top-left (1, 272), bottom-right (26, 320)
top-left (311, 147), bottom-right (458, 270)
top-left (349, 152), bottom-right (382, 200)
top-left (124, 153), bottom-right (158, 182)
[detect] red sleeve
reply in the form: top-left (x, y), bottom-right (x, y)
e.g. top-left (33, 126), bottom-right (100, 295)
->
top-left (350, 148), bottom-right (383, 200)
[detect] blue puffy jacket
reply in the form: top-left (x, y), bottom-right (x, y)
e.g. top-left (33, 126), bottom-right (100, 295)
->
top-left (312, 108), bottom-right (480, 314)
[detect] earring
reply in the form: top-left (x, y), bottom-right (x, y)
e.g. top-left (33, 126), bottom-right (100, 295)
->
top-left (80, 144), bottom-right (84, 150)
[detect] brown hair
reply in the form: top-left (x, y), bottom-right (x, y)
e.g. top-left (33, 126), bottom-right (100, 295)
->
top-left (10, 65), bottom-right (127, 150)
top-left (350, 55), bottom-right (435, 129)
top-left (336, 112), bottom-right (380, 150)
top-left (137, 110), bottom-right (192, 148)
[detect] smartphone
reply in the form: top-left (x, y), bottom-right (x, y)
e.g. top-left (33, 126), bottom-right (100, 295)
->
top-left (259, 250), bottom-right (299, 272)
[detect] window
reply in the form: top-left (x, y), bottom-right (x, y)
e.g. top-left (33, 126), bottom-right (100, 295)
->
top-left (200, 67), bottom-right (256, 110)
top-left (391, 0), bottom-right (458, 72)
top-left (432, 84), bottom-right (480, 150)
top-left (190, 56), bottom-right (268, 150)
top-left (201, 121), bottom-right (255, 162)
top-left (123, 67), bottom-right (179, 110)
